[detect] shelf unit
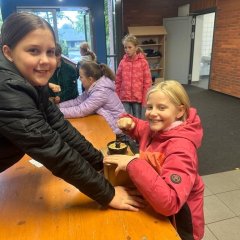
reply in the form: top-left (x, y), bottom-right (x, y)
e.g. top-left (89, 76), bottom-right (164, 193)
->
top-left (128, 26), bottom-right (167, 84)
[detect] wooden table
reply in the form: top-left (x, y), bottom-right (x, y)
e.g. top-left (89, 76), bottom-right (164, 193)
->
top-left (0, 115), bottom-right (180, 240)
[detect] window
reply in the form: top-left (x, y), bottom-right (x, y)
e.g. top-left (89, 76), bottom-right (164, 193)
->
top-left (17, 7), bottom-right (93, 64)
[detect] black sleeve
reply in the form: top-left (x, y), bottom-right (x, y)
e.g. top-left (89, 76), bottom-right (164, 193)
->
top-left (46, 100), bottom-right (104, 171)
top-left (0, 82), bottom-right (114, 206)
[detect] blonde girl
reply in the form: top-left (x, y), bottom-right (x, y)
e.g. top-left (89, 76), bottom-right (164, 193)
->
top-left (105, 80), bottom-right (205, 240)
top-left (115, 34), bottom-right (152, 119)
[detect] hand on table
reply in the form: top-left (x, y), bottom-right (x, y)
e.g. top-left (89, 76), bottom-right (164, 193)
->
top-left (108, 186), bottom-right (146, 211)
top-left (104, 154), bottom-right (139, 174)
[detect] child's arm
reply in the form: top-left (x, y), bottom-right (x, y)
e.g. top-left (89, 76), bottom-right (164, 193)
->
top-left (115, 62), bottom-right (123, 96)
top-left (59, 87), bottom-right (108, 118)
top-left (104, 154), bottom-right (139, 174)
top-left (142, 60), bottom-right (152, 105)
top-left (59, 92), bottom-right (86, 108)
top-left (126, 141), bottom-right (200, 216)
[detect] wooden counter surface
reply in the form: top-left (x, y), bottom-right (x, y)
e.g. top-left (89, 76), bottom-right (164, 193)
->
top-left (0, 115), bottom-right (180, 240)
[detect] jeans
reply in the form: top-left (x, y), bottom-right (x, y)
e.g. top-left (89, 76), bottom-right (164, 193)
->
top-left (123, 102), bottom-right (142, 119)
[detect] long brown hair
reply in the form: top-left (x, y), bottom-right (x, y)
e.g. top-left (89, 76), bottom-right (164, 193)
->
top-left (80, 62), bottom-right (115, 81)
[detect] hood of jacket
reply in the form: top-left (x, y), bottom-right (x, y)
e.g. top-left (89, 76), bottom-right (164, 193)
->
top-left (122, 52), bottom-right (146, 62)
top-left (88, 76), bottom-right (115, 93)
top-left (151, 108), bottom-right (203, 149)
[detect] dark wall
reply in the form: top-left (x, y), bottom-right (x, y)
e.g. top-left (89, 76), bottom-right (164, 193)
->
top-left (1, 0), bottom-right (107, 63)
top-left (122, 0), bottom-right (190, 34)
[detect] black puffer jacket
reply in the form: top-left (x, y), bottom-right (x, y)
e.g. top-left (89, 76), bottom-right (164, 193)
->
top-left (0, 51), bottom-right (115, 206)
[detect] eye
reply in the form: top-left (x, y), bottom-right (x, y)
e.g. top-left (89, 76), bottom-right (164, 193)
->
top-left (158, 105), bottom-right (166, 111)
top-left (146, 105), bottom-right (153, 110)
top-left (47, 49), bottom-right (55, 57)
top-left (28, 48), bottom-right (40, 55)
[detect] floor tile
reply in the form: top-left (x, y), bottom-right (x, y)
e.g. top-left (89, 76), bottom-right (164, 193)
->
top-left (207, 217), bottom-right (240, 240)
top-left (202, 226), bottom-right (218, 240)
top-left (204, 195), bottom-right (235, 224)
top-left (204, 186), bottom-right (213, 197)
top-left (224, 169), bottom-right (240, 188)
top-left (202, 171), bottom-right (240, 194)
top-left (217, 190), bottom-right (240, 216)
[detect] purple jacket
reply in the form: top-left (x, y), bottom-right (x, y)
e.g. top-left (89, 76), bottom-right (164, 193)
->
top-left (59, 76), bottom-right (125, 134)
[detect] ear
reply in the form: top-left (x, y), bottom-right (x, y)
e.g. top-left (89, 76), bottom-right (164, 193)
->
top-left (2, 45), bottom-right (14, 62)
top-left (176, 105), bottom-right (186, 119)
top-left (89, 76), bottom-right (95, 83)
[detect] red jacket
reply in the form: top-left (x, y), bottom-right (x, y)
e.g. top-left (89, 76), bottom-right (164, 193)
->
top-left (115, 53), bottom-right (152, 104)
top-left (125, 108), bottom-right (204, 240)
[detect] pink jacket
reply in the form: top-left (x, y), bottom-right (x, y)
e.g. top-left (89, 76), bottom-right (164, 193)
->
top-left (115, 53), bottom-right (152, 104)
top-left (124, 108), bottom-right (204, 240)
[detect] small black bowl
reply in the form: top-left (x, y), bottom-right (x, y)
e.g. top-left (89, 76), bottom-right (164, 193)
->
top-left (107, 141), bottom-right (128, 155)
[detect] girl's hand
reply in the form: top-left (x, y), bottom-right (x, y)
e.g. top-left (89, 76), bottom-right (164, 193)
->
top-left (104, 154), bottom-right (138, 174)
top-left (108, 186), bottom-right (146, 211)
top-left (49, 83), bottom-right (61, 93)
top-left (117, 117), bottom-right (135, 130)
top-left (54, 96), bottom-right (61, 104)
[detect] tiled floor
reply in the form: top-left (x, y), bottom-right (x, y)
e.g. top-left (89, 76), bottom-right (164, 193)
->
top-left (202, 169), bottom-right (240, 240)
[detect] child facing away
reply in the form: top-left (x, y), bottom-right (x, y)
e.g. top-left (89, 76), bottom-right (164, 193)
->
top-left (0, 12), bottom-right (145, 212)
top-left (104, 80), bottom-right (205, 240)
top-left (115, 34), bottom-right (152, 119)
top-left (59, 61), bottom-right (125, 135)
top-left (79, 41), bottom-right (97, 63)
top-left (77, 42), bottom-right (97, 93)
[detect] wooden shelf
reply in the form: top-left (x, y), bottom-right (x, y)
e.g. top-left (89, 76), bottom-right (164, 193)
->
top-left (139, 43), bottom-right (163, 47)
top-left (128, 26), bottom-right (167, 80)
top-left (150, 68), bottom-right (164, 71)
top-left (147, 56), bottom-right (161, 59)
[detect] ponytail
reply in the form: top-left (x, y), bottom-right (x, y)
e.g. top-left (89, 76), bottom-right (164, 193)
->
top-left (88, 50), bottom-right (97, 62)
top-left (80, 62), bottom-right (115, 81)
top-left (99, 64), bottom-right (115, 81)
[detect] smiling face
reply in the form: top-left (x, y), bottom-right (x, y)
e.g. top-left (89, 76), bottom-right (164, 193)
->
top-left (124, 42), bottom-right (138, 58)
top-left (145, 90), bottom-right (185, 132)
top-left (2, 28), bottom-right (57, 87)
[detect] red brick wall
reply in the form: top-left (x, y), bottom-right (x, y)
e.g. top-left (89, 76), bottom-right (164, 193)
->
top-left (210, 0), bottom-right (240, 97)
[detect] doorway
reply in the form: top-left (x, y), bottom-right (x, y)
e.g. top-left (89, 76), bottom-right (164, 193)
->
top-left (163, 16), bottom-right (192, 84)
top-left (191, 13), bottom-right (215, 89)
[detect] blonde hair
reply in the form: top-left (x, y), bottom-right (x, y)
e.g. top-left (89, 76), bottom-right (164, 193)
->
top-left (147, 80), bottom-right (191, 121)
top-left (80, 42), bottom-right (96, 61)
top-left (122, 34), bottom-right (144, 54)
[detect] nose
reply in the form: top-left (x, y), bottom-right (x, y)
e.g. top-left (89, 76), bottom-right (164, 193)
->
top-left (39, 54), bottom-right (50, 64)
top-left (149, 107), bottom-right (158, 116)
